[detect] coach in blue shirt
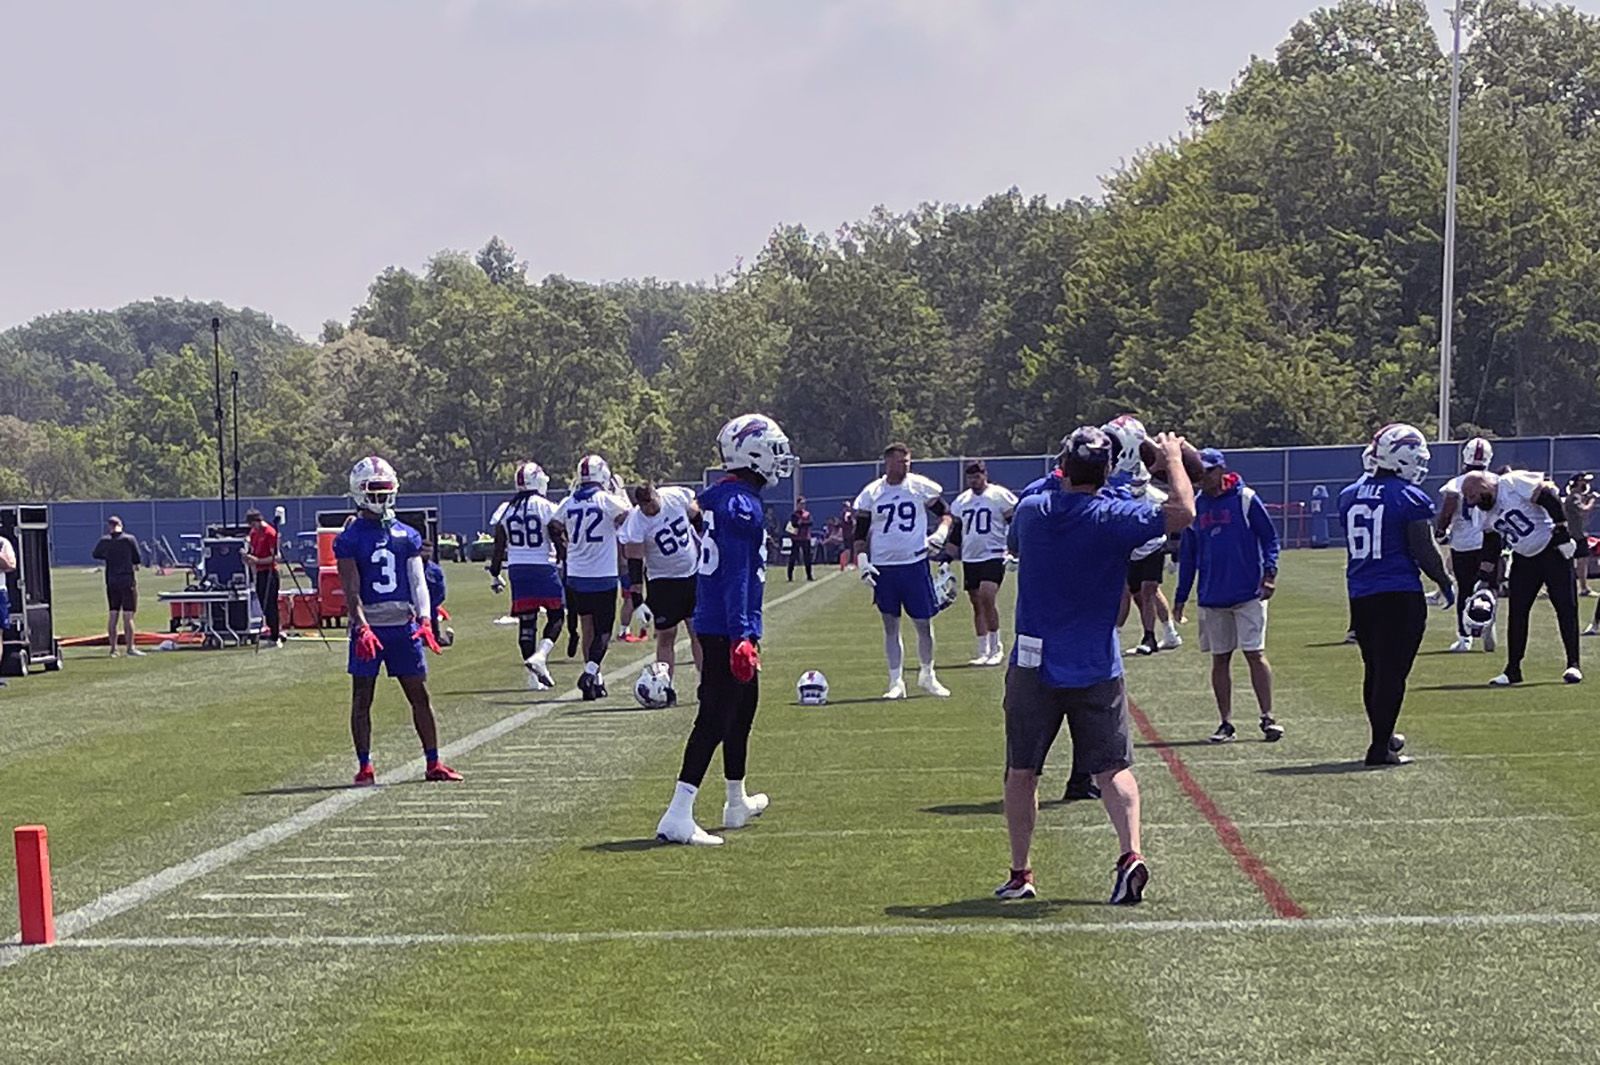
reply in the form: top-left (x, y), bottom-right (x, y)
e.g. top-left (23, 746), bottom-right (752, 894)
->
top-left (997, 427), bottom-right (1196, 906)
top-left (1175, 450), bottom-right (1285, 745)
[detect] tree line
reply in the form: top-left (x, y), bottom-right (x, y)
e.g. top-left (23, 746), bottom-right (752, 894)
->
top-left (3, 0), bottom-right (1598, 502)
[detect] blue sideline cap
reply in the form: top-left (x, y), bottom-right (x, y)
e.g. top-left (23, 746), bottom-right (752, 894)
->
top-left (1199, 448), bottom-right (1227, 470)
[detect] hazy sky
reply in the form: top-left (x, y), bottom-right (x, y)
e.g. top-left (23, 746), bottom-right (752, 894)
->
top-left (2, 1), bottom-right (1590, 338)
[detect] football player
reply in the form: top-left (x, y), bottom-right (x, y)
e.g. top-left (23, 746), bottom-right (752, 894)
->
top-left (550, 456), bottom-right (632, 700)
top-left (852, 443), bottom-right (954, 698)
top-left (487, 461), bottom-right (567, 690)
top-left (1459, 467), bottom-right (1583, 685)
top-left (1340, 424), bottom-right (1454, 765)
top-left (334, 457), bottom-right (461, 785)
top-left (951, 460), bottom-right (1018, 666)
top-left (656, 413), bottom-right (797, 845)
top-left (620, 481), bottom-right (704, 701)
top-left (1434, 438), bottom-right (1497, 653)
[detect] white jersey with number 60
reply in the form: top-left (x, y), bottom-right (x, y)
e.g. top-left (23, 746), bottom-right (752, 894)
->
top-left (854, 473), bottom-right (944, 566)
top-left (620, 486), bottom-right (699, 579)
top-left (1476, 470), bottom-right (1555, 557)
top-left (952, 484), bottom-right (1017, 562)
top-left (559, 489), bottom-right (631, 579)
top-left (491, 492), bottom-right (561, 566)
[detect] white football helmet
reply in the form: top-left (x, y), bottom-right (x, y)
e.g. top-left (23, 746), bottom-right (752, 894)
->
top-left (1361, 443), bottom-right (1378, 475)
top-left (796, 670), bottom-right (829, 707)
top-left (1464, 585), bottom-right (1497, 637)
top-left (576, 454), bottom-right (612, 488)
top-left (349, 456), bottom-right (399, 518)
top-left (1460, 437), bottom-right (1494, 470)
top-left (717, 413), bottom-right (797, 481)
top-left (1102, 414), bottom-right (1148, 476)
top-left (933, 562), bottom-right (959, 612)
top-left (633, 661), bottom-right (674, 709)
top-left (1371, 423), bottom-right (1431, 485)
top-left (515, 461), bottom-right (549, 494)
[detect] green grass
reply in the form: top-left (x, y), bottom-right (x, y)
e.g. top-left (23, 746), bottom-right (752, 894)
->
top-left (3, 554), bottom-right (1599, 1062)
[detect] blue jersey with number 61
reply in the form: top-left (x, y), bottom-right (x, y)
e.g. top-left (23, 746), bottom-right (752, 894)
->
top-left (334, 517), bottom-right (423, 622)
top-left (1339, 474), bottom-right (1435, 598)
top-left (693, 477), bottom-right (767, 640)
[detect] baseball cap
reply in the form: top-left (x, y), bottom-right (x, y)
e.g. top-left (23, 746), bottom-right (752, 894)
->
top-left (1199, 448), bottom-right (1227, 470)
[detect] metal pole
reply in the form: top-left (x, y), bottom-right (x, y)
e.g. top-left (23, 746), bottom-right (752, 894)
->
top-left (1438, 5), bottom-right (1463, 442)
top-left (211, 317), bottom-right (227, 529)
top-left (230, 370), bottom-right (241, 528)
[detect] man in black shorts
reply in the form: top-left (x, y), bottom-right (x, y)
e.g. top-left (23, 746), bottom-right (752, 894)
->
top-left (621, 483), bottom-right (704, 701)
top-left (997, 428), bottom-right (1196, 904)
top-left (951, 462), bottom-right (1019, 667)
top-left (92, 515), bottom-right (144, 658)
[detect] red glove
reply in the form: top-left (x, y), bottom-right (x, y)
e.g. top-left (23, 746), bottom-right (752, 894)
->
top-left (415, 621), bottom-right (444, 655)
top-left (353, 625), bottom-right (384, 661)
top-left (730, 638), bottom-right (760, 683)
top-left (437, 606), bottom-right (451, 622)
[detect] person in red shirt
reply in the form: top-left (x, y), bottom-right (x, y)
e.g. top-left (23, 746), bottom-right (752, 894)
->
top-left (244, 508), bottom-right (283, 647)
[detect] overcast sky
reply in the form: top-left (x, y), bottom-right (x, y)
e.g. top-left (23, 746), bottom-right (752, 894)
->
top-left (2, 1), bottom-right (1591, 338)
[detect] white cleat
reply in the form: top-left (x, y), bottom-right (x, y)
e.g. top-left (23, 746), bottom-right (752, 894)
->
top-left (655, 811), bottom-right (724, 846)
top-left (968, 655), bottom-right (992, 667)
top-left (1448, 637), bottom-right (1473, 653)
top-left (1483, 622), bottom-right (1497, 652)
top-left (984, 648), bottom-right (1006, 666)
top-left (1489, 672), bottom-right (1518, 687)
top-left (722, 793), bottom-right (770, 829)
top-left (918, 669), bottom-right (951, 698)
top-left (524, 654), bottom-right (554, 690)
top-left (1584, 624), bottom-right (1599, 637)
top-left (1565, 667), bottom-right (1584, 685)
top-left (883, 679), bottom-right (908, 700)
top-left (1157, 632), bottom-right (1183, 651)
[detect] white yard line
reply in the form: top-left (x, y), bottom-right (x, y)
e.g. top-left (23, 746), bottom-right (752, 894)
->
top-left (240, 872), bottom-right (381, 881)
top-left (0, 574), bottom-right (840, 966)
top-left (344, 812), bottom-right (492, 821)
top-left (33, 909), bottom-right (1600, 951)
top-left (197, 892), bottom-right (353, 901)
top-left (275, 856), bottom-right (402, 864)
top-left (161, 912), bottom-right (306, 922)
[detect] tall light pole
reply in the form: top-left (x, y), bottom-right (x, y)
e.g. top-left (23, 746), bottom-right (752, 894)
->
top-left (1438, 4), bottom-right (1463, 442)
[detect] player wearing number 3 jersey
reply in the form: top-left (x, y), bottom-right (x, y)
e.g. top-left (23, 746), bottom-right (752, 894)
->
top-left (488, 461), bottom-right (567, 692)
top-left (334, 456), bottom-right (461, 786)
top-left (1340, 424), bottom-right (1453, 766)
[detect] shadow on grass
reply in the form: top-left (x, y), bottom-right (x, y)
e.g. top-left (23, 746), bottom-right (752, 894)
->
top-left (885, 897), bottom-right (1103, 921)
top-left (1303, 640), bottom-right (1358, 648)
top-left (1410, 681), bottom-right (1564, 692)
top-left (243, 778), bottom-right (433, 797)
top-left (561, 704), bottom-right (664, 716)
top-left (1259, 761), bottom-right (1378, 777)
top-left (584, 838), bottom-right (668, 853)
top-left (921, 800), bottom-right (1004, 816)
top-left (1136, 739), bottom-right (1217, 750)
top-left (437, 688), bottom-right (536, 697)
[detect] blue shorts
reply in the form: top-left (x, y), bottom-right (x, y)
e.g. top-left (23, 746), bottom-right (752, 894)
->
top-left (0, 587), bottom-right (9, 630)
top-left (873, 561), bottom-right (938, 620)
top-left (349, 623), bottom-right (428, 679)
top-left (509, 564), bottom-right (564, 616)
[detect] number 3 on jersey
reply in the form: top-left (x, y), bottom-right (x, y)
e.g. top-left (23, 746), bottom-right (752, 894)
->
top-left (1346, 504), bottom-right (1385, 560)
top-left (370, 547), bottom-right (398, 593)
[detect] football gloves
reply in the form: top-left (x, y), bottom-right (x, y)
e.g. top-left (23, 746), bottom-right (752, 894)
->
top-left (925, 524), bottom-right (950, 553)
top-left (730, 638), bottom-right (761, 683)
top-left (858, 556), bottom-right (880, 587)
top-left (353, 625), bottom-right (384, 661)
top-left (415, 621), bottom-right (444, 655)
top-left (1553, 525), bottom-right (1577, 560)
top-left (1003, 553), bottom-right (1019, 573)
top-left (629, 603), bottom-right (654, 638)
top-left (1435, 583), bottom-right (1456, 610)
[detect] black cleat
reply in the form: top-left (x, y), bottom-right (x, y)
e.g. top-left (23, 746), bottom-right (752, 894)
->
top-left (1208, 721), bottom-right (1236, 744)
top-left (1259, 716), bottom-right (1284, 742)
top-left (578, 672), bottom-right (603, 701)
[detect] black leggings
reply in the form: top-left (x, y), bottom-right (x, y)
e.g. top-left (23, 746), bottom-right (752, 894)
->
top-left (1505, 547), bottom-right (1581, 676)
top-left (788, 539), bottom-right (814, 580)
top-left (254, 568), bottom-right (280, 638)
top-left (1450, 547), bottom-right (1485, 637)
top-left (1351, 591), bottom-right (1427, 760)
top-left (516, 609), bottom-right (565, 659)
top-left (677, 634), bottom-right (759, 786)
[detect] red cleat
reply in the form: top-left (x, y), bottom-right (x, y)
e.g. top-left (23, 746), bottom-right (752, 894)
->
top-left (425, 763), bottom-right (463, 782)
top-left (353, 765), bottom-right (376, 787)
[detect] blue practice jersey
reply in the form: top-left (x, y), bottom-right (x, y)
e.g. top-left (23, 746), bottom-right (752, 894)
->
top-left (334, 517), bottom-right (424, 625)
top-left (693, 477), bottom-right (767, 640)
top-left (1012, 487), bottom-right (1165, 688)
top-left (1339, 473), bottom-right (1435, 598)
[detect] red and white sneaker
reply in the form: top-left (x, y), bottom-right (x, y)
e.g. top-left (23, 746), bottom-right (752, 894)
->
top-left (424, 763), bottom-right (463, 782)
top-left (994, 869), bottom-right (1037, 900)
top-left (1110, 851), bottom-right (1149, 906)
top-left (353, 764), bottom-right (376, 787)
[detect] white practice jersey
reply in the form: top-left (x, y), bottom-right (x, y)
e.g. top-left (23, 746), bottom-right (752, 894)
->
top-left (491, 492), bottom-right (561, 567)
top-left (1129, 480), bottom-right (1169, 560)
top-left (620, 486), bottom-right (699, 579)
top-left (953, 484), bottom-right (1018, 562)
top-left (558, 488), bottom-right (632, 579)
top-left (854, 473), bottom-right (944, 566)
top-left (1441, 475), bottom-right (1484, 551)
top-left (1477, 470), bottom-right (1555, 557)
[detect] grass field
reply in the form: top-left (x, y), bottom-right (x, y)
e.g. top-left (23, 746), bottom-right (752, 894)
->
top-left (2, 551), bottom-right (1598, 1063)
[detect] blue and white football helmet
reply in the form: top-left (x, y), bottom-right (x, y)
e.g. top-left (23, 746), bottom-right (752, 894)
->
top-left (576, 454), bottom-right (612, 488)
top-left (796, 670), bottom-right (829, 706)
top-left (1102, 414), bottom-right (1148, 476)
top-left (717, 414), bottom-right (798, 481)
top-left (349, 456), bottom-right (398, 518)
top-left (515, 461), bottom-right (549, 494)
top-left (1371, 423), bottom-right (1430, 485)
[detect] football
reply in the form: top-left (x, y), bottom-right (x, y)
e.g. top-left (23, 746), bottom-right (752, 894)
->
top-left (1139, 437), bottom-right (1204, 482)
top-left (633, 661), bottom-right (674, 709)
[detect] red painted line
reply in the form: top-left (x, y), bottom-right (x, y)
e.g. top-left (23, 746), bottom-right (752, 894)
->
top-left (1127, 698), bottom-right (1306, 920)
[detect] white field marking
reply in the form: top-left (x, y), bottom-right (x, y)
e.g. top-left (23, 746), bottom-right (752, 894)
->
top-left (197, 892), bottom-right (353, 901)
top-left (326, 825), bottom-right (461, 834)
top-left (275, 856), bottom-right (403, 864)
top-left (34, 910), bottom-right (1600, 951)
top-left (395, 799), bottom-right (505, 807)
top-left (302, 837), bottom-right (558, 847)
top-left (240, 872), bottom-right (381, 881)
top-left (161, 912), bottom-right (306, 922)
top-left (0, 572), bottom-right (839, 965)
top-left (344, 812), bottom-right (492, 820)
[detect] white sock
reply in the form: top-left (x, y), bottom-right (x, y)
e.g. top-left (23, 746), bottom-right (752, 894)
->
top-left (976, 636), bottom-right (988, 658)
top-left (988, 631), bottom-right (1001, 654)
top-left (584, 661), bottom-right (599, 676)
top-left (1163, 621), bottom-right (1178, 640)
top-left (889, 666), bottom-right (904, 685)
top-left (726, 779), bottom-right (747, 804)
top-left (535, 638), bottom-right (553, 659)
top-left (667, 780), bottom-right (697, 818)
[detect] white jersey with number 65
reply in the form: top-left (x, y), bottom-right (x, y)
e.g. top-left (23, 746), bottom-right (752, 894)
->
top-left (620, 486), bottom-right (699, 579)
